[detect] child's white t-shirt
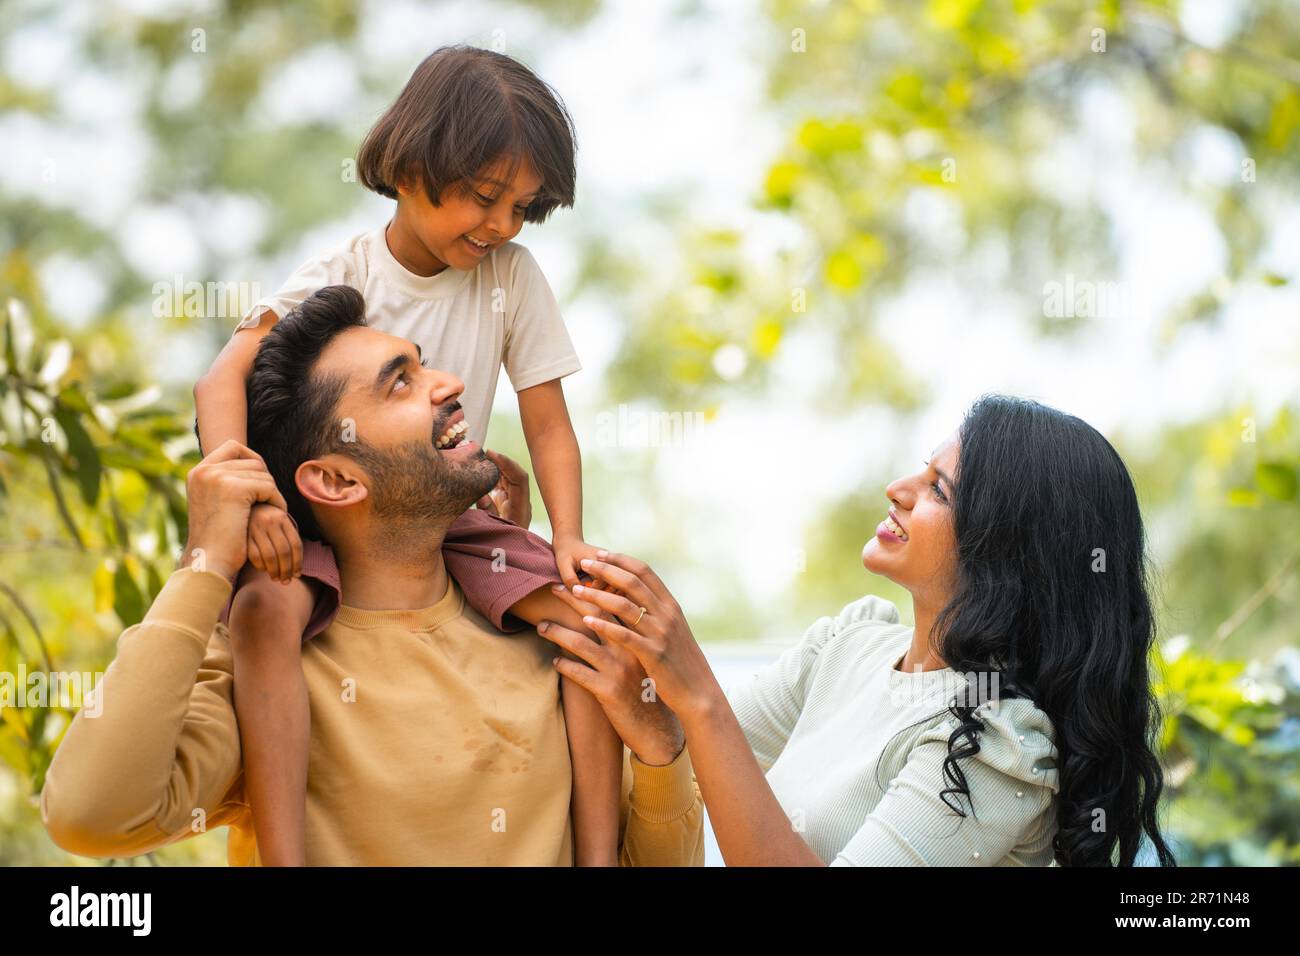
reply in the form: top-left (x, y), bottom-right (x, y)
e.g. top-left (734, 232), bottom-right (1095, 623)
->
top-left (235, 222), bottom-right (581, 448)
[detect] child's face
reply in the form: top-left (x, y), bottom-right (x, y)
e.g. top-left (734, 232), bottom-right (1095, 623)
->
top-left (397, 155), bottom-right (543, 270)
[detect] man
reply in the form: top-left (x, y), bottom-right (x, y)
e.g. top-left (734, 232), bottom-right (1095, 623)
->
top-left (40, 287), bottom-right (703, 866)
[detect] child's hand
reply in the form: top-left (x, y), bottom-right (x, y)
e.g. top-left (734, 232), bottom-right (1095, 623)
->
top-left (246, 502), bottom-right (302, 584)
top-left (476, 448), bottom-right (533, 528)
top-left (553, 534), bottom-right (604, 591)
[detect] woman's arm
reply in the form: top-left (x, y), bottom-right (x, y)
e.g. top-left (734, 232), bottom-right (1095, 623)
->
top-left (678, 690), bottom-right (826, 865)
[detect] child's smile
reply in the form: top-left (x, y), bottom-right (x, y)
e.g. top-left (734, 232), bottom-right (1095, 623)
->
top-left (391, 154), bottom-right (544, 276)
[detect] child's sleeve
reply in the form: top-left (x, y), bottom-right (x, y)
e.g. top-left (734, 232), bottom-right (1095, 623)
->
top-left (501, 244), bottom-right (582, 391)
top-left (232, 251), bottom-right (359, 336)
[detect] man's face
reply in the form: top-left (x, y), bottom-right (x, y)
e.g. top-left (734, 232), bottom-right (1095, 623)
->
top-left (397, 154), bottom-right (543, 271)
top-left (311, 326), bottom-right (498, 523)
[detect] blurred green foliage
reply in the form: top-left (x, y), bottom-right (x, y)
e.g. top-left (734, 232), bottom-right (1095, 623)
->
top-left (1, 0), bottom-right (1296, 865)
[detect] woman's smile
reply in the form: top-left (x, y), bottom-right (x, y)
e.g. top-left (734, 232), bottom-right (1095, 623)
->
top-left (876, 508), bottom-right (909, 543)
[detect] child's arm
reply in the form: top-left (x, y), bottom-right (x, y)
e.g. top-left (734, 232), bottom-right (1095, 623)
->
top-left (510, 585), bottom-right (623, 866)
top-left (517, 379), bottom-right (601, 588)
top-left (194, 309), bottom-right (300, 582)
top-left (194, 309), bottom-right (277, 453)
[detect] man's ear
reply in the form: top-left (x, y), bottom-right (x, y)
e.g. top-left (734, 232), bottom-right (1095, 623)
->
top-left (297, 456), bottom-right (369, 511)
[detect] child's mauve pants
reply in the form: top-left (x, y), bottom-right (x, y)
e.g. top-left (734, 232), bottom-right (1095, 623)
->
top-left (216, 508), bottom-right (564, 640)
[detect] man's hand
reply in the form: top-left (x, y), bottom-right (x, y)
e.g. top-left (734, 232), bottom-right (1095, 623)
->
top-left (475, 448), bottom-right (533, 527)
top-left (537, 583), bottom-right (686, 767)
top-left (246, 501), bottom-right (303, 584)
top-left (181, 440), bottom-right (288, 584)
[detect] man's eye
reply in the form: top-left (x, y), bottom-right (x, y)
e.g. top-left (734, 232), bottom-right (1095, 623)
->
top-left (420, 358), bottom-right (434, 369)
top-left (475, 192), bottom-right (495, 204)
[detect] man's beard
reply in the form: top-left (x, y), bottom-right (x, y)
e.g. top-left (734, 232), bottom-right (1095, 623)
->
top-left (348, 435), bottom-right (498, 526)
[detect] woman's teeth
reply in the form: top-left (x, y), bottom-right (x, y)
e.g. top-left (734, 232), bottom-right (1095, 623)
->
top-left (464, 235), bottom-right (490, 248)
top-left (885, 515), bottom-right (909, 540)
top-left (436, 420), bottom-right (469, 448)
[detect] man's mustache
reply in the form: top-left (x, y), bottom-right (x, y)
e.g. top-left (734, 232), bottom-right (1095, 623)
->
top-left (430, 401), bottom-right (463, 442)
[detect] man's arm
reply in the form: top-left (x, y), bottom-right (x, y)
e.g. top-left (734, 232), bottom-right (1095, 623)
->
top-left (618, 745), bottom-right (706, 867)
top-left (43, 438), bottom-right (285, 859)
top-left (41, 567), bottom-right (246, 857)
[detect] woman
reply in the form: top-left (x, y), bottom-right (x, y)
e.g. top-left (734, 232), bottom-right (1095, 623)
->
top-left (544, 394), bottom-right (1178, 866)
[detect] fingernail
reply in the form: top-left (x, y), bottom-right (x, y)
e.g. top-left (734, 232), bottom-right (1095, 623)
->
top-left (596, 549), bottom-right (609, 558)
top-left (538, 621), bottom-right (550, 633)
top-left (580, 558), bottom-right (593, 568)
top-left (572, 584), bottom-right (585, 594)
top-left (551, 583), bottom-right (565, 592)
top-left (583, 615), bottom-right (596, 626)
top-left (552, 657), bottom-right (560, 666)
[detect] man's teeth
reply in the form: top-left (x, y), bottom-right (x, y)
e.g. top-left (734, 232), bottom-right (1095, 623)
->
top-left (436, 420), bottom-right (469, 448)
top-left (465, 235), bottom-right (490, 248)
top-left (885, 515), bottom-right (909, 540)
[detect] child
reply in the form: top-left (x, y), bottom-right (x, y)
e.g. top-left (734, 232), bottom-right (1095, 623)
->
top-left (193, 45), bottom-right (619, 866)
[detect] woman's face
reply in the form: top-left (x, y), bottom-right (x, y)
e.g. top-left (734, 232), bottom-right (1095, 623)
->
top-left (861, 431), bottom-right (960, 603)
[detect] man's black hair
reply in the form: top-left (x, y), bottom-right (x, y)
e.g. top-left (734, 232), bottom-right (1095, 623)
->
top-left (245, 285), bottom-right (368, 542)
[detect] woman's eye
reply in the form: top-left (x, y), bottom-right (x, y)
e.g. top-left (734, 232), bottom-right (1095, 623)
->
top-left (475, 192), bottom-right (495, 204)
top-left (420, 358), bottom-right (434, 369)
top-left (932, 481), bottom-right (947, 502)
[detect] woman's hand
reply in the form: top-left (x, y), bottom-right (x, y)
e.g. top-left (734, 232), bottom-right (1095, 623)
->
top-left (539, 583), bottom-right (686, 766)
top-left (565, 550), bottom-right (724, 726)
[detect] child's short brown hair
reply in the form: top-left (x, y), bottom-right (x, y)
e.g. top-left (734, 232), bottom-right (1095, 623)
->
top-left (357, 44), bottom-right (577, 223)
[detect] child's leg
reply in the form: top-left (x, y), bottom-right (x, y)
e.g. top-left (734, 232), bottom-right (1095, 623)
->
top-left (228, 567), bottom-right (320, 867)
top-left (510, 587), bottom-right (623, 866)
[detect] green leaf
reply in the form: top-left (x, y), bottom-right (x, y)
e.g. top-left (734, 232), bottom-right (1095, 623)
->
top-left (56, 383), bottom-right (94, 414)
top-left (112, 562), bottom-right (145, 628)
top-left (1227, 487), bottom-right (1259, 507)
top-left (1256, 462), bottom-right (1297, 501)
top-left (145, 561), bottom-right (163, 602)
top-left (53, 407), bottom-right (102, 506)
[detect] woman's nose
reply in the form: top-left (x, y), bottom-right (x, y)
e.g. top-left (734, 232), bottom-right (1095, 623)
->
top-left (885, 477), bottom-right (913, 510)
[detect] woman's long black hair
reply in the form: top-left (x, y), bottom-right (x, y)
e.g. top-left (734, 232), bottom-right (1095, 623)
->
top-left (923, 393), bottom-right (1177, 866)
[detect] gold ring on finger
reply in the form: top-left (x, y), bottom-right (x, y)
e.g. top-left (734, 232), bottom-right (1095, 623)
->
top-left (632, 605), bottom-right (647, 627)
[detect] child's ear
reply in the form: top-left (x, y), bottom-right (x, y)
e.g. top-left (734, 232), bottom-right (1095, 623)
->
top-left (297, 457), bottom-right (368, 510)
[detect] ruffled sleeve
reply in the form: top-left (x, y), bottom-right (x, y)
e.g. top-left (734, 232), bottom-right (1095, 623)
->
top-left (829, 697), bottom-right (1059, 865)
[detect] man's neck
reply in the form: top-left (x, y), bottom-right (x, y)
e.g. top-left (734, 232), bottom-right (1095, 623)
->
top-left (332, 524), bottom-right (451, 611)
